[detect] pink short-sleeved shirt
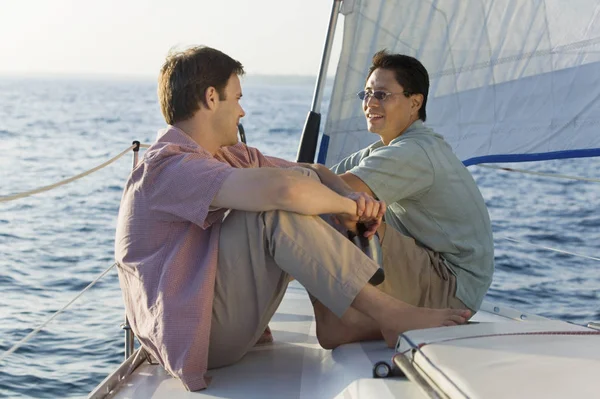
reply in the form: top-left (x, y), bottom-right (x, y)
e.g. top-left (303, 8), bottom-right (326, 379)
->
top-left (114, 126), bottom-right (295, 391)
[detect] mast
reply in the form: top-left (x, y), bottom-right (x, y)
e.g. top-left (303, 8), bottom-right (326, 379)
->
top-left (295, 0), bottom-right (342, 163)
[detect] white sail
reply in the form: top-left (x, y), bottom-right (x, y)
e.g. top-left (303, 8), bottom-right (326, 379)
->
top-left (320, 0), bottom-right (600, 166)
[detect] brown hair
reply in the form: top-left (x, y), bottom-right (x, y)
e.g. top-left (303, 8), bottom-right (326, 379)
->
top-left (158, 46), bottom-right (245, 124)
top-left (368, 50), bottom-right (429, 121)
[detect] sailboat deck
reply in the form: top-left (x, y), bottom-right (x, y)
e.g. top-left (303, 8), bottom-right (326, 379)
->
top-left (96, 282), bottom-right (526, 399)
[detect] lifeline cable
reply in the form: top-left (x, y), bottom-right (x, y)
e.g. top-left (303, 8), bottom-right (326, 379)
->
top-left (0, 144), bottom-right (151, 203)
top-left (0, 262), bottom-right (117, 363)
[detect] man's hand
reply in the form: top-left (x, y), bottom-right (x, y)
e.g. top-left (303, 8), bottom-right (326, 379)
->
top-left (335, 192), bottom-right (386, 237)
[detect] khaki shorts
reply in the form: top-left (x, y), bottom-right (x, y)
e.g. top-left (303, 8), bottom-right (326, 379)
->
top-left (377, 224), bottom-right (470, 311)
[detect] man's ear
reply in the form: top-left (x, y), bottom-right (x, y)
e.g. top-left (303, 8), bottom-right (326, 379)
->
top-left (204, 87), bottom-right (218, 111)
top-left (412, 93), bottom-right (424, 114)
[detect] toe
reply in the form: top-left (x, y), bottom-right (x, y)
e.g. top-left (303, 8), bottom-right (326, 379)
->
top-left (449, 315), bottom-right (466, 324)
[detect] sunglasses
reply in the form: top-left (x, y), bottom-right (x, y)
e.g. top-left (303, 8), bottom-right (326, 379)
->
top-left (357, 90), bottom-right (411, 101)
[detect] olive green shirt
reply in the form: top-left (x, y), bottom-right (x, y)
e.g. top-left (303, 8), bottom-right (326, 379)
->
top-left (331, 120), bottom-right (494, 311)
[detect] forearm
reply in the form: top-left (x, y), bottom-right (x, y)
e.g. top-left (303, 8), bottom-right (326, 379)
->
top-left (301, 163), bottom-right (354, 196)
top-left (280, 171), bottom-right (356, 216)
top-left (213, 167), bottom-right (356, 216)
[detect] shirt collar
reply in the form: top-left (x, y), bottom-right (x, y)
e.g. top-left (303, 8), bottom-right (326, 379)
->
top-left (153, 125), bottom-right (219, 158)
top-left (156, 125), bottom-right (201, 147)
top-left (388, 120), bottom-right (434, 145)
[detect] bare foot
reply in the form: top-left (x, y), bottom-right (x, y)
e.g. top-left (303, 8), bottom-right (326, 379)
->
top-left (381, 307), bottom-right (471, 348)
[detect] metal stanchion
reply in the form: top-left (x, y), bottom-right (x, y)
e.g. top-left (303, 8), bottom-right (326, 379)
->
top-left (121, 140), bottom-right (141, 360)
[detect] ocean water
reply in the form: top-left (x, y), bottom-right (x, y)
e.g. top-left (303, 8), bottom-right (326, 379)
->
top-left (0, 76), bottom-right (599, 398)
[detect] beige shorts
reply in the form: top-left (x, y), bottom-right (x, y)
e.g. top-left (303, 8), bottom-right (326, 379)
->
top-left (377, 224), bottom-right (469, 311)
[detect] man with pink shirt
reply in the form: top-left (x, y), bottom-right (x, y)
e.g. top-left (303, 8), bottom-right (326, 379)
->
top-left (114, 46), bottom-right (470, 391)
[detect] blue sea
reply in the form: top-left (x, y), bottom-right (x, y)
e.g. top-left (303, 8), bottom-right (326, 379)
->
top-left (0, 75), bottom-right (599, 398)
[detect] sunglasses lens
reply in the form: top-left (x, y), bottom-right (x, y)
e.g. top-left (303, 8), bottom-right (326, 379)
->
top-left (373, 91), bottom-right (386, 100)
top-left (358, 90), bottom-right (389, 101)
top-left (358, 91), bottom-right (387, 101)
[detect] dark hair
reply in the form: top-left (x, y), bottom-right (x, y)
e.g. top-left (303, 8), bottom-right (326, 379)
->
top-left (367, 50), bottom-right (429, 121)
top-left (158, 46), bottom-right (245, 125)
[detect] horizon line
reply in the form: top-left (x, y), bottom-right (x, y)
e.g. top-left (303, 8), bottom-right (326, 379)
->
top-left (0, 71), bottom-right (337, 82)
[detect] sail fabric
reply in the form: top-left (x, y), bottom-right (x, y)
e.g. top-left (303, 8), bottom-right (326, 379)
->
top-left (320, 0), bottom-right (600, 166)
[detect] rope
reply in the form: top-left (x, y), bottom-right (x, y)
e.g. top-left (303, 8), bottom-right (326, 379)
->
top-left (478, 164), bottom-right (600, 183)
top-left (0, 262), bottom-right (117, 364)
top-left (0, 144), bottom-right (147, 203)
top-left (499, 236), bottom-right (600, 262)
top-left (0, 145), bottom-right (133, 203)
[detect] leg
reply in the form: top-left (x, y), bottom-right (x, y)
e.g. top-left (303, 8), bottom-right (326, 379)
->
top-left (257, 211), bottom-right (470, 349)
top-left (209, 209), bottom-right (469, 363)
top-left (313, 222), bottom-right (472, 349)
top-left (309, 215), bottom-right (382, 348)
top-left (378, 223), bottom-right (471, 311)
top-left (313, 300), bottom-right (381, 349)
top-left (208, 211), bottom-right (290, 369)
top-left (208, 208), bottom-right (376, 368)
top-left (351, 284), bottom-right (470, 347)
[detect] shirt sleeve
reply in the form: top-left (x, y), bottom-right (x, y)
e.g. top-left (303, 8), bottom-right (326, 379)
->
top-left (217, 142), bottom-right (297, 168)
top-left (243, 144), bottom-right (296, 168)
top-left (331, 147), bottom-right (371, 174)
top-left (261, 155), bottom-right (297, 168)
top-left (348, 141), bottom-right (434, 205)
top-left (148, 151), bottom-right (234, 228)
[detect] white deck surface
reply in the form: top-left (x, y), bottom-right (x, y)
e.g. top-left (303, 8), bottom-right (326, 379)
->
top-left (103, 282), bottom-right (517, 399)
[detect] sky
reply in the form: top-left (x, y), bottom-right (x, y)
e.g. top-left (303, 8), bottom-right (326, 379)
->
top-left (0, 0), bottom-right (343, 78)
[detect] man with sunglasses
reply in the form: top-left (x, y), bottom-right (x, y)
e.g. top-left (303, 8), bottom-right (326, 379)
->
top-left (309, 51), bottom-right (494, 349)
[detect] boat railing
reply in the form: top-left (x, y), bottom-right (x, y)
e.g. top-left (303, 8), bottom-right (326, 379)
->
top-left (1, 144), bottom-right (599, 366)
top-left (0, 142), bottom-right (152, 364)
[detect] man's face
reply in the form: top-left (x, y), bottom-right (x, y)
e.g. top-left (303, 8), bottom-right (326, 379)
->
top-left (363, 68), bottom-right (415, 143)
top-left (214, 74), bottom-right (246, 146)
